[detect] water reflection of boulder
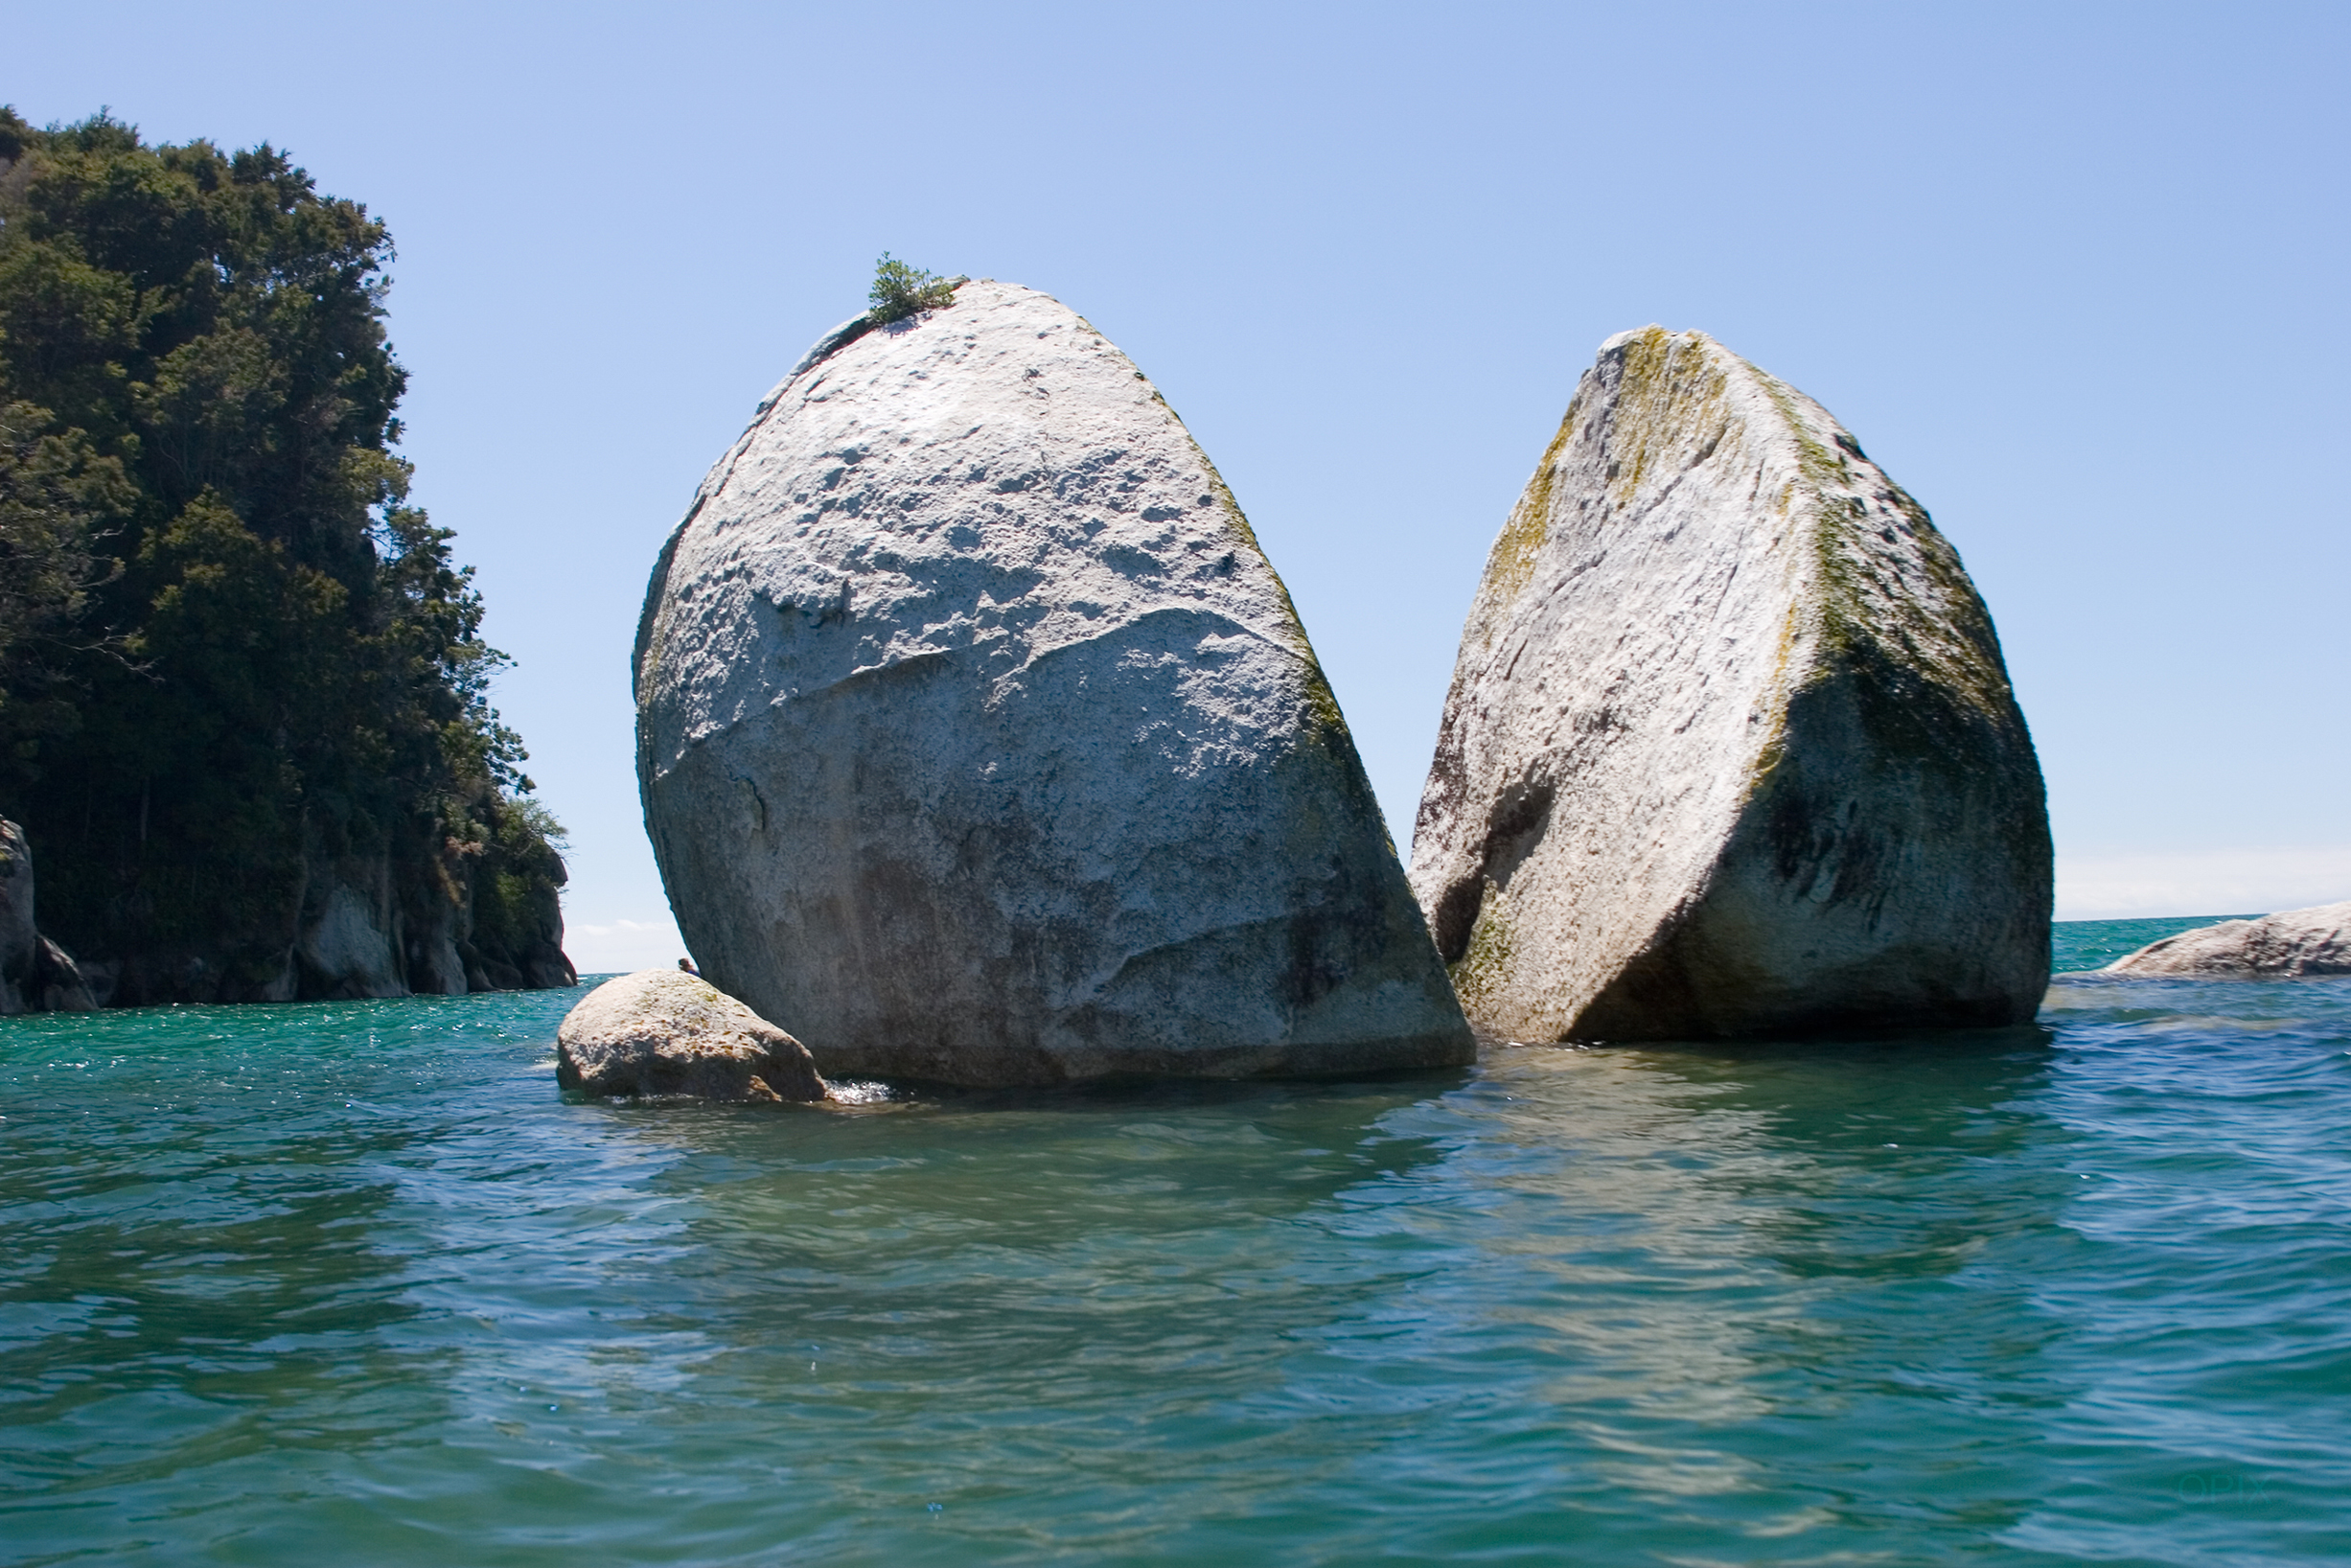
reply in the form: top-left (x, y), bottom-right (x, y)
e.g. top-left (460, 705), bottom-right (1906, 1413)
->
top-left (580, 1075), bottom-right (1464, 1452)
top-left (1603, 1029), bottom-right (2064, 1271)
top-left (1358, 1031), bottom-right (2070, 1513)
top-left (619, 1075), bottom-right (1459, 1240)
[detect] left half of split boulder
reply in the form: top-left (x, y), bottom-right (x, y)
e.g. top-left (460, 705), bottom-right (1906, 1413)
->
top-left (557, 970), bottom-right (828, 1102)
top-left (634, 279), bottom-right (1472, 1086)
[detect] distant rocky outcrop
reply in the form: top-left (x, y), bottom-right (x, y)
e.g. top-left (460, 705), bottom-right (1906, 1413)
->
top-left (1410, 328), bottom-right (2051, 1041)
top-left (2105, 902), bottom-right (2351, 978)
top-left (635, 279), bottom-right (1472, 1085)
top-left (556, 969), bottom-right (827, 1102)
top-left (296, 869), bottom-right (409, 1001)
top-left (0, 819), bottom-right (99, 1014)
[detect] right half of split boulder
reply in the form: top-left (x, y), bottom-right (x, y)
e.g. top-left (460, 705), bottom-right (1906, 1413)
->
top-left (1411, 328), bottom-right (2052, 1041)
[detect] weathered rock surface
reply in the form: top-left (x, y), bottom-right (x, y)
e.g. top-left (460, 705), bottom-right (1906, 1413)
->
top-left (406, 901), bottom-right (471, 998)
top-left (635, 279), bottom-right (1471, 1085)
top-left (37, 827), bottom-right (575, 1009)
top-left (297, 872), bottom-right (407, 1000)
top-left (0, 820), bottom-right (98, 1014)
top-left (2104, 902), bottom-right (2351, 978)
top-left (0, 820), bottom-right (35, 1015)
top-left (556, 969), bottom-right (827, 1101)
top-left (1410, 328), bottom-right (2051, 1041)
top-left (32, 936), bottom-right (97, 1012)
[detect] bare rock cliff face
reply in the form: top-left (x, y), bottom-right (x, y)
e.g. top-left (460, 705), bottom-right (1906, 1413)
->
top-left (0, 820), bottom-right (36, 1014)
top-left (0, 820), bottom-right (99, 1014)
top-left (2105, 903), bottom-right (2351, 978)
top-left (1411, 328), bottom-right (2051, 1041)
top-left (15, 825), bottom-right (574, 1009)
top-left (635, 280), bottom-right (1471, 1085)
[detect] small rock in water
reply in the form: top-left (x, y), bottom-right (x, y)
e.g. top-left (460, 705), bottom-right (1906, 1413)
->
top-left (1410, 328), bottom-right (2051, 1041)
top-left (2104, 901), bottom-right (2351, 978)
top-left (555, 969), bottom-right (827, 1102)
top-left (634, 279), bottom-right (1471, 1085)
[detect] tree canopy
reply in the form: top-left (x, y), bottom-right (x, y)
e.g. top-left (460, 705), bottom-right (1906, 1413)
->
top-left (0, 106), bottom-right (565, 998)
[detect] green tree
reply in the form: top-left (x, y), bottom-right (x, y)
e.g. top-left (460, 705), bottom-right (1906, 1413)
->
top-left (0, 400), bottom-right (129, 767)
top-left (0, 105), bottom-right (569, 1001)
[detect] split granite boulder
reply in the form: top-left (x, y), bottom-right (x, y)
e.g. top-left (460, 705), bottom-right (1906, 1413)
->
top-left (1410, 328), bottom-right (2052, 1041)
top-left (634, 279), bottom-right (1472, 1085)
top-left (556, 969), bottom-right (827, 1101)
top-left (2104, 902), bottom-right (2351, 978)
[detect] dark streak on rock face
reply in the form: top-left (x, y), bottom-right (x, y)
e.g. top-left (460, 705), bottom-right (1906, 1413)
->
top-left (1580, 659), bottom-right (2049, 1039)
top-left (1428, 776), bottom-right (1557, 968)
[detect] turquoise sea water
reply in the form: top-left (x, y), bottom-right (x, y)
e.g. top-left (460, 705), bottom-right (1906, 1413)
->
top-left (3, 918), bottom-right (2347, 1565)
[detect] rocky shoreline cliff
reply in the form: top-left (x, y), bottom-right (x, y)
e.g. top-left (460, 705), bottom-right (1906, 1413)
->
top-left (0, 805), bottom-right (572, 1011)
top-left (0, 111), bottom-right (574, 1008)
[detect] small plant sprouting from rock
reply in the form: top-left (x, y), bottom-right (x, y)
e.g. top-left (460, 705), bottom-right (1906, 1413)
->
top-left (866, 254), bottom-right (962, 325)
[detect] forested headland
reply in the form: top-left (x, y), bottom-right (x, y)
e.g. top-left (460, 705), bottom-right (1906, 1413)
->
top-left (0, 106), bottom-right (571, 1005)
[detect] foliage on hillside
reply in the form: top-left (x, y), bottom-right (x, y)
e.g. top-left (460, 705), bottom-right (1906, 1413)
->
top-left (0, 106), bottom-right (568, 999)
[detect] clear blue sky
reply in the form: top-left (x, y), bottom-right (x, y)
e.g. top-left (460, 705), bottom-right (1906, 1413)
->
top-left (17, 1), bottom-right (2349, 965)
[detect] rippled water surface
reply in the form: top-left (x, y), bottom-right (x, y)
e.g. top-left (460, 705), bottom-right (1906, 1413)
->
top-left (4, 919), bottom-right (2348, 1565)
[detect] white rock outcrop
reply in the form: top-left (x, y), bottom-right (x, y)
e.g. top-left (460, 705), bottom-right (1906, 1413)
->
top-left (296, 875), bottom-right (406, 1000)
top-left (635, 280), bottom-right (1471, 1085)
top-left (556, 969), bottom-right (827, 1101)
top-left (1410, 328), bottom-right (2051, 1041)
top-left (31, 937), bottom-right (96, 1012)
top-left (0, 820), bottom-right (97, 1013)
top-left (0, 820), bottom-right (35, 1015)
top-left (2104, 902), bottom-right (2351, 978)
